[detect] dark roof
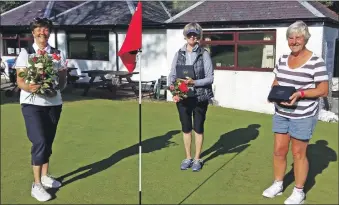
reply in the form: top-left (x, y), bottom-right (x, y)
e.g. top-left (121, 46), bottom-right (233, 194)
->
top-left (53, 1), bottom-right (171, 25)
top-left (50, 1), bottom-right (86, 17)
top-left (0, 1), bottom-right (49, 26)
top-left (0, 1), bottom-right (85, 26)
top-left (0, 0), bottom-right (194, 27)
top-left (52, 1), bottom-right (197, 26)
top-left (53, 1), bottom-right (133, 25)
top-left (160, 1), bottom-right (198, 17)
top-left (1, 1), bottom-right (338, 28)
top-left (170, 1), bottom-right (339, 24)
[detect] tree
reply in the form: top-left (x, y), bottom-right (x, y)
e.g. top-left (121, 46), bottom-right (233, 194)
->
top-left (0, 1), bottom-right (27, 14)
top-left (318, 1), bottom-right (339, 14)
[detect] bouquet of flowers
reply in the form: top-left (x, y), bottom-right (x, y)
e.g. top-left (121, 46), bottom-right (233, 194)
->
top-left (18, 49), bottom-right (62, 101)
top-left (168, 78), bottom-right (190, 100)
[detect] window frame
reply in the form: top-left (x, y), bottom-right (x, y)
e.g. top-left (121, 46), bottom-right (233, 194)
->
top-left (67, 31), bottom-right (109, 61)
top-left (1, 33), bottom-right (34, 56)
top-left (201, 30), bottom-right (276, 72)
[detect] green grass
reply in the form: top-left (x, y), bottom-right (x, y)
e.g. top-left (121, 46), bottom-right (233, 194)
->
top-left (1, 97), bottom-right (338, 204)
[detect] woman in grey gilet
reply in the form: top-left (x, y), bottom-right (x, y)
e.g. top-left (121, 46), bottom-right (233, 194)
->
top-left (168, 22), bottom-right (214, 172)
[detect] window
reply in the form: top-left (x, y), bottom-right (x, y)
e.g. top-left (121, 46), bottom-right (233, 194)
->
top-left (1, 33), bottom-right (34, 56)
top-left (201, 31), bottom-right (276, 71)
top-left (67, 32), bottom-right (109, 61)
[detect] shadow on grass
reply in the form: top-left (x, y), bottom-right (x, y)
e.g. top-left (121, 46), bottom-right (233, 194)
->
top-left (200, 124), bottom-right (261, 164)
top-left (47, 130), bottom-right (180, 199)
top-left (178, 124), bottom-right (260, 204)
top-left (283, 140), bottom-right (337, 194)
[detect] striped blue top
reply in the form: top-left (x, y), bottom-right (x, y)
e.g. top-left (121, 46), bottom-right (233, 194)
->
top-left (273, 53), bottom-right (329, 119)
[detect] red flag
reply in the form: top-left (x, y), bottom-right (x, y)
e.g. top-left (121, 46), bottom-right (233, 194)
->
top-left (118, 1), bottom-right (142, 73)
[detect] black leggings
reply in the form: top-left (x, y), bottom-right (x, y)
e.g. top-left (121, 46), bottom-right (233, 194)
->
top-left (21, 104), bottom-right (62, 166)
top-left (176, 98), bottom-right (208, 134)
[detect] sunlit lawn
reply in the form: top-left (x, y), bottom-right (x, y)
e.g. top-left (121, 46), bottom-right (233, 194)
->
top-left (1, 93), bottom-right (338, 204)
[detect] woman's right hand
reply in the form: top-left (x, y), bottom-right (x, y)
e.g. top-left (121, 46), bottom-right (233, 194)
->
top-left (173, 95), bottom-right (180, 103)
top-left (28, 83), bottom-right (41, 93)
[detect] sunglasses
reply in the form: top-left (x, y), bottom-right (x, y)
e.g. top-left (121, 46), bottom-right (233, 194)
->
top-left (186, 32), bottom-right (198, 38)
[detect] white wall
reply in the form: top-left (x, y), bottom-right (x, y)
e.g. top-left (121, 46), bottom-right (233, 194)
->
top-left (166, 25), bottom-right (325, 114)
top-left (213, 70), bottom-right (275, 114)
top-left (166, 29), bottom-right (186, 73)
top-left (116, 29), bottom-right (167, 81)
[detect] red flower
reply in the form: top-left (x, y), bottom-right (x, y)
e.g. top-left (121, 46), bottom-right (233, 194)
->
top-left (169, 85), bottom-right (175, 91)
top-left (32, 57), bottom-right (38, 63)
top-left (178, 82), bottom-right (189, 93)
top-left (52, 53), bottom-right (61, 61)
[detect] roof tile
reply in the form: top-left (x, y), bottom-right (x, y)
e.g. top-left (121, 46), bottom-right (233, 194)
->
top-left (1, 1), bottom-right (338, 27)
top-left (1, 1), bottom-right (48, 26)
top-left (172, 1), bottom-right (319, 23)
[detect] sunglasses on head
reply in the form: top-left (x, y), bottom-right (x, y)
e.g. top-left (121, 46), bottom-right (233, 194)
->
top-left (34, 17), bottom-right (48, 21)
top-left (33, 17), bottom-right (52, 25)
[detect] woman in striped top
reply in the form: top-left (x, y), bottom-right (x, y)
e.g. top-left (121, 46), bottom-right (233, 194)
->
top-left (262, 21), bottom-right (329, 204)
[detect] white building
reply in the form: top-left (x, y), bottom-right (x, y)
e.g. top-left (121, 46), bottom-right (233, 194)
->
top-left (1, 1), bottom-right (338, 114)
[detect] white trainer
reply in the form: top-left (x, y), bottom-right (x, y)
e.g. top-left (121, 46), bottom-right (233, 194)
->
top-left (41, 175), bottom-right (62, 188)
top-left (31, 183), bottom-right (52, 202)
top-left (284, 187), bottom-right (305, 204)
top-left (262, 181), bottom-right (283, 198)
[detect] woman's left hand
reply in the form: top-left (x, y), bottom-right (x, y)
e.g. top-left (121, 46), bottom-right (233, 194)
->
top-left (173, 95), bottom-right (180, 102)
top-left (280, 91), bottom-right (301, 106)
top-left (184, 78), bottom-right (194, 85)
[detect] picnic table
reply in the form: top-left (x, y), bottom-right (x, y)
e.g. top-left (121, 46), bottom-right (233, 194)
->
top-left (66, 67), bottom-right (82, 84)
top-left (80, 70), bottom-right (139, 96)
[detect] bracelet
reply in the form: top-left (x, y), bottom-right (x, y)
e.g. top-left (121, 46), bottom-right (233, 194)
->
top-left (299, 90), bottom-right (305, 98)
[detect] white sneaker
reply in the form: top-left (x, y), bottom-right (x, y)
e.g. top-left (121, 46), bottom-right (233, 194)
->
top-left (41, 175), bottom-right (62, 188)
top-left (262, 180), bottom-right (283, 198)
top-left (31, 183), bottom-right (52, 202)
top-left (284, 187), bottom-right (305, 204)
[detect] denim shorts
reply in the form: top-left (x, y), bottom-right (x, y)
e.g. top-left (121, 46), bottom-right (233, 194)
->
top-left (272, 113), bottom-right (318, 141)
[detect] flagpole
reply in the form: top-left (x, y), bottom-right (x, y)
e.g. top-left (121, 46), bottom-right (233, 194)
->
top-left (116, 1), bottom-right (142, 202)
top-left (137, 49), bottom-right (142, 205)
